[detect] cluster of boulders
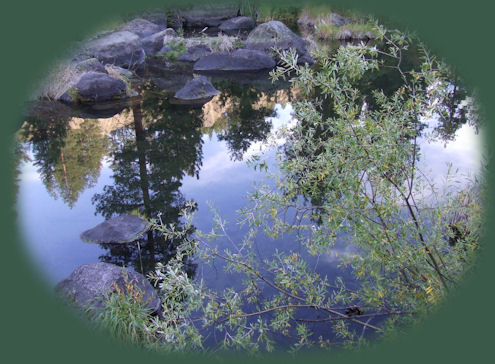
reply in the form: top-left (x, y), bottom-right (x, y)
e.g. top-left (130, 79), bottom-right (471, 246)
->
top-left (43, 8), bottom-right (316, 105)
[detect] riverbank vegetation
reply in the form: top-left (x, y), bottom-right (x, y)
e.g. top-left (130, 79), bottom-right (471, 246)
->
top-left (87, 22), bottom-right (484, 354)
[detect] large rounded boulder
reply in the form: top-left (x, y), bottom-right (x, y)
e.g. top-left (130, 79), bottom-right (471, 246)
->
top-left (193, 49), bottom-right (276, 72)
top-left (60, 71), bottom-right (127, 104)
top-left (245, 21), bottom-right (313, 64)
top-left (85, 31), bottom-right (146, 69)
top-left (55, 262), bottom-right (161, 315)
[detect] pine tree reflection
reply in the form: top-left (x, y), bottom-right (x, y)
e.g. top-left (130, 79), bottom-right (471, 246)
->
top-left (92, 89), bottom-right (204, 276)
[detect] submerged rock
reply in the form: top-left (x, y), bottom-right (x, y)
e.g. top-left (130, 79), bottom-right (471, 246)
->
top-left (56, 262), bottom-right (161, 314)
top-left (193, 49), bottom-right (276, 71)
top-left (85, 31), bottom-right (146, 69)
top-left (219, 16), bottom-right (255, 34)
top-left (245, 21), bottom-right (313, 65)
top-left (80, 214), bottom-right (149, 243)
top-left (174, 76), bottom-right (220, 101)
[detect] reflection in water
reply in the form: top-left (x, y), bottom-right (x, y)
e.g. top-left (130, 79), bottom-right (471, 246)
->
top-left (20, 103), bottom-right (109, 208)
top-left (17, 75), bottom-right (290, 278)
top-left (15, 44), bottom-right (479, 285)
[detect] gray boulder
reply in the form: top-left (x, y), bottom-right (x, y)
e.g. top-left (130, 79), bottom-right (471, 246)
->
top-left (141, 28), bottom-right (178, 55)
top-left (60, 72), bottom-right (127, 104)
top-left (178, 44), bottom-right (212, 62)
top-left (119, 18), bottom-right (164, 38)
top-left (193, 49), bottom-right (276, 72)
top-left (81, 214), bottom-right (149, 243)
top-left (174, 76), bottom-right (220, 100)
top-left (85, 31), bottom-right (146, 69)
top-left (56, 262), bottom-right (161, 315)
top-left (219, 16), bottom-right (255, 34)
top-left (245, 21), bottom-right (313, 65)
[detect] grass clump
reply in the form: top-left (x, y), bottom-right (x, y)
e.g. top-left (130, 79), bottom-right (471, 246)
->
top-left (158, 38), bottom-right (187, 61)
top-left (90, 275), bottom-right (158, 348)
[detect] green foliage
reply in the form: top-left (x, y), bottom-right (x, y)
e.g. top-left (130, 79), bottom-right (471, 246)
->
top-left (238, 0), bottom-right (258, 19)
top-left (256, 4), bottom-right (301, 27)
top-left (89, 272), bottom-right (158, 349)
top-left (90, 25), bottom-right (483, 354)
top-left (158, 38), bottom-right (187, 61)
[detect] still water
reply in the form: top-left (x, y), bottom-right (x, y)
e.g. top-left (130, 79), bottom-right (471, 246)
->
top-left (15, 47), bottom-right (481, 301)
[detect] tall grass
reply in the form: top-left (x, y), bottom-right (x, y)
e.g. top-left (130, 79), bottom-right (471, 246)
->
top-left (90, 277), bottom-right (158, 348)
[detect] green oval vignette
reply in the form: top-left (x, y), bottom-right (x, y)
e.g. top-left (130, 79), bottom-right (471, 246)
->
top-left (2, 0), bottom-right (494, 363)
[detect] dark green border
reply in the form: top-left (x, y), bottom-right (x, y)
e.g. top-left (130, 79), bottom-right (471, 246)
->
top-left (1, 0), bottom-right (493, 363)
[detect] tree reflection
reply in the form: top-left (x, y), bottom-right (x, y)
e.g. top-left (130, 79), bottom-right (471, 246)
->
top-left (19, 102), bottom-right (108, 208)
top-left (213, 80), bottom-right (275, 161)
top-left (92, 87), bottom-right (204, 275)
